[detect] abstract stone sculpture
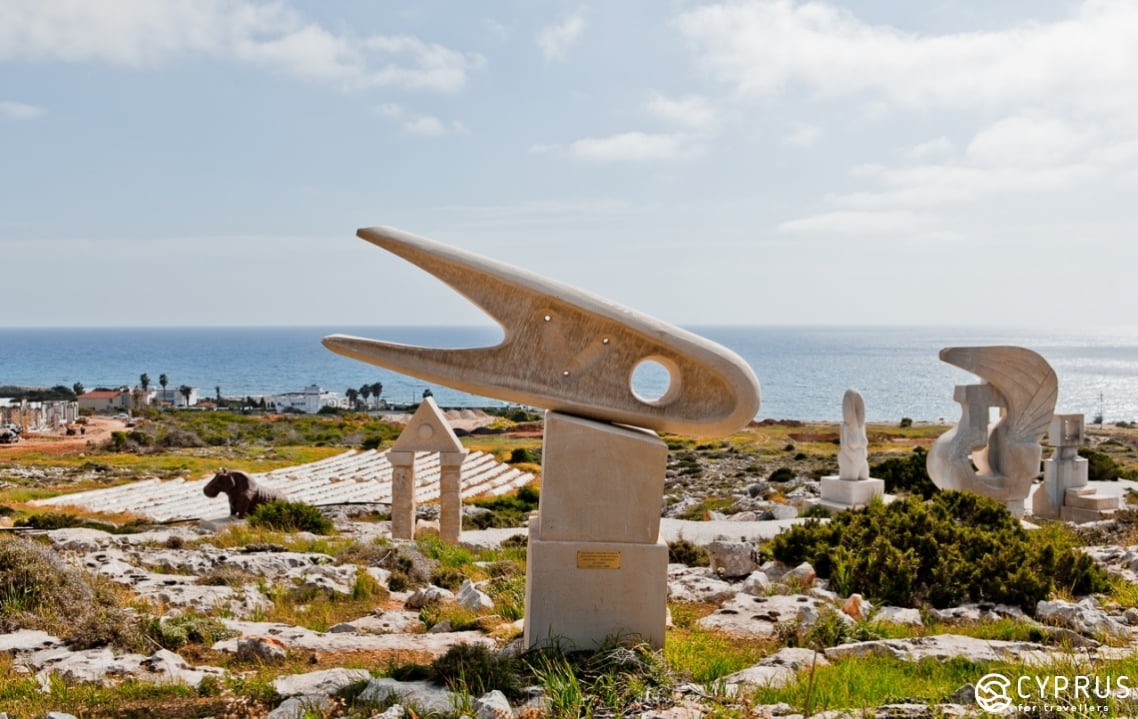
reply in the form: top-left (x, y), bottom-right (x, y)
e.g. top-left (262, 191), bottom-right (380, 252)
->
top-left (927, 346), bottom-right (1057, 516)
top-left (203, 468), bottom-right (286, 518)
top-left (323, 226), bottom-right (760, 649)
top-left (819, 389), bottom-right (884, 510)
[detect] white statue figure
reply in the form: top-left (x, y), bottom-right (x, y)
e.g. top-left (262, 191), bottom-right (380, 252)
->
top-left (838, 389), bottom-right (870, 481)
top-left (927, 346), bottom-right (1057, 516)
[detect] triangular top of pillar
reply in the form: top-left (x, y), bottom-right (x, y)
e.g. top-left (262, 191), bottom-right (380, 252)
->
top-left (390, 396), bottom-right (465, 453)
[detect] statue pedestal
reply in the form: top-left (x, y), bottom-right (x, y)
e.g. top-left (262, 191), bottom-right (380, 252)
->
top-left (1032, 416), bottom-right (1120, 523)
top-left (818, 476), bottom-right (885, 511)
top-left (524, 412), bottom-right (668, 649)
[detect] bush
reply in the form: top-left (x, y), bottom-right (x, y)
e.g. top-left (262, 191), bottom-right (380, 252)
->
top-left (1078, 447), bottom-right (1138, 481)
top-left (466, 486), bottom-right (541, 529)
top-left (900, 417), bottom-right (913, 428)
top-left (871, 446), bottom-right (937, 499)
top-left (0, 536), bottom-right (141, 650)
top-left (667, 539), bottom-right (709, 567)
top-left (768, 467), bottom-right (796, 483)
top-left (146, 613), bottom-right (237, 649)
top-left (247, 501), bottom-right (334, 535)
top-left (430, 642), bottom-right (522, 698)
top-left (767, 491), bottom-right (1109, 612)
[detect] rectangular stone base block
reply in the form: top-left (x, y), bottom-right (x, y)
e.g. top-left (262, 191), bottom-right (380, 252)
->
top-left (1061, 505), bottom-right (1118, 524)
top-left (524, 535), bottom-right (668, 650)
top-left (819, 476), bottom-right (885, 508)
top-left (1065, 487), bottom-right (1120, 510)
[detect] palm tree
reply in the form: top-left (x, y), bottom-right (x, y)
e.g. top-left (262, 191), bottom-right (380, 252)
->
top-left (140, 373), bottom-right (150, 392)
top-left (359, 384), bottom-right (371, 410)
top-left (345, 388), bottom-right (358, 409)
top-left (72, 382), bottom-right (84, 397)
top-left (178, 385), bottom-right (193, 408)
top-left (370, 382), bottom-right (383, 408)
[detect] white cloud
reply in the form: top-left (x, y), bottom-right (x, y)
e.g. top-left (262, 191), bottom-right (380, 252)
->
top-left (0, 0), bottom-right (481, 92)
top-left (965, 116), bottom-right (1091, 168)
top-left (777, 210), bottom-right (928, 235)
top-left (903, 137), bottom-right (954, 162)
top-left (674, 0), bottom-right (1138, 117)
top-left (569, 132), bottom-right (695, 162)
top-left (374, 103), bottom-right (452, 135)
top-left (537, 8), bottom-right (587, 61)
top-left (0, 100), bottom-right (45, 119)
top-left (646, 93), bottom-right (717, 129)
top-left (785, 125), bottom-right (820, 147)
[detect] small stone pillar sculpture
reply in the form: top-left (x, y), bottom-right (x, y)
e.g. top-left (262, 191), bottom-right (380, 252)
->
top-left (819, 389), bottom-right (884, 510)
top-left (387, 396), bottom-right (467, 542)
top-left (1032, 414), bottom-right (1120, 522)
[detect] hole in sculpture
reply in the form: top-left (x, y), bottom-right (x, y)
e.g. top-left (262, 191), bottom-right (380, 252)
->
top-left (631, 357), bottom-right (679, 405)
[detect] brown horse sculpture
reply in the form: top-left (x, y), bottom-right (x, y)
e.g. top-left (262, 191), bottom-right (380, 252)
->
top-left (203, 468), bottom-right (286, 518)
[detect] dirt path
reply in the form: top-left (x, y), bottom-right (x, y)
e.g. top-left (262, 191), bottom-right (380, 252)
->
top-left (0, 417), bottom-right (125, 457)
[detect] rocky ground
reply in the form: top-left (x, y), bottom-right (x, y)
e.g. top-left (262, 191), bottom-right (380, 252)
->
top-left (6, 503), bottom-right (1138, 719)
top-left (6, 422), bottom-right (1138, 718)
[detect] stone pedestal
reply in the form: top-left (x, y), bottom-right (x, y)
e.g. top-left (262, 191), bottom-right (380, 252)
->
top-left (1032, 414), bottom-right (1120, 522)
top-left (524, 411), bottom-right (669, 649)
top-left (818, 476), bottom-right (885, 511)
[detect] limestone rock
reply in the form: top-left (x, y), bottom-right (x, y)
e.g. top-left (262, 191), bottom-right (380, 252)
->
top-left (236, 636), bottom-right (288, 664)
top-left (406, 584), bottom-right (456, 609)
top-left (668, 564), bottom-right (737, 604)
top-left (782, 562), bottom-right (816, 587)
top-left (824, 634), bottom-right (1053, 664)
top-left (474, 689), bottom-right (513, 719)
top-left (741, 570), bottom-right (772, 596)
top-left (1036, 599), bottom-right (1130, 641)
top-left (706, 541), bottom-right (759, 579)
top-left (723, 647), bottom-right (828, 691)
top-left (358, 678), bottom-right (458, 714)
top-left (272, 668), bottom-right (372, 697)
top-left (874, 606), bottom-right (923, 626)
top-left (841, 594), bottom-right (870, 621)
top-left (267, 695), bottom-right (336, 719)
top-left (698, 594), bottom-right (827, 637)
top-left (457, 579), bottom-right (495, 612)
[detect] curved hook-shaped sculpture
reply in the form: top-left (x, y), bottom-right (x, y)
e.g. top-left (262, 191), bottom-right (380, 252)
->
top-left (323, 226), bottom-right (760, 437)
top-left (928, 346), bottom-right (1057, 513)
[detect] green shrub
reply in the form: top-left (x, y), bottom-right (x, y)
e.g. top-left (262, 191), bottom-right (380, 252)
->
top-left (900, 417), bottom-right (913, 428)
top-left (0, 535), bottom-right (142, 650)
top-left (871, 446), bottom-right (937, 498)
top-left (430, 642), bottom-right (522, 698)
top-left (466, 486), bottom-right (541, 529)
top-left (667, 539), bottom-right (709, 567)
top-left (767, 491), bottom-right (1109, 612)
top-left (508, 447), bottom-right (541, 464)
top-left (768, 467), bottom-right (796, 483)
top-left (247, 501), bottom-right (334, 535)
top-left (145, 613), bottom-right (237, 649)
top-left (1078, 447), bottom-right (1138, 481)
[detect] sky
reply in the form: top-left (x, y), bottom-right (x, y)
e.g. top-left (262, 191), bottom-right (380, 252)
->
top-left (2, 0), bottom-right (1137, 328)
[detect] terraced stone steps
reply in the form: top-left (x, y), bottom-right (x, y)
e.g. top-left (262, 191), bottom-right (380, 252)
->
top-left (30, 449), bottom-right (535, 522)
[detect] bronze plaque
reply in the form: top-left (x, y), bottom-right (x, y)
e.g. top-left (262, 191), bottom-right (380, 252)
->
top-left (576, 550), bottom-right (622, 569)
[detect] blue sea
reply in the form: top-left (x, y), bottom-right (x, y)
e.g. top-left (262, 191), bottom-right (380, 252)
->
top-left (3, 325), bottom-right (1138, 423)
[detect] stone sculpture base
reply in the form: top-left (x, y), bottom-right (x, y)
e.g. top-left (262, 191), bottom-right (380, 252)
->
top-left (524, 411), bottom-right (668, 649)
top-left (1032, 455), bottom-right (1119, 522)
top-left (818, 476), bottom-right (885, 511)
top-left (525, 527), bottom-right (668, 649)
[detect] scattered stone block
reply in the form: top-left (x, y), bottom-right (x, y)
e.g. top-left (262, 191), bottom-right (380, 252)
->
top-left (707, 541), bottom-right (759, 578)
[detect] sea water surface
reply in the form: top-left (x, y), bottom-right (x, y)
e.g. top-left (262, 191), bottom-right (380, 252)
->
top-left (3, 325), bottom-right (1138, 423)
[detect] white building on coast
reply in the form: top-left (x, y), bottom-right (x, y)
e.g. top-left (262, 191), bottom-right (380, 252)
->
top-left (269, 385), bottom-right (348, 414)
